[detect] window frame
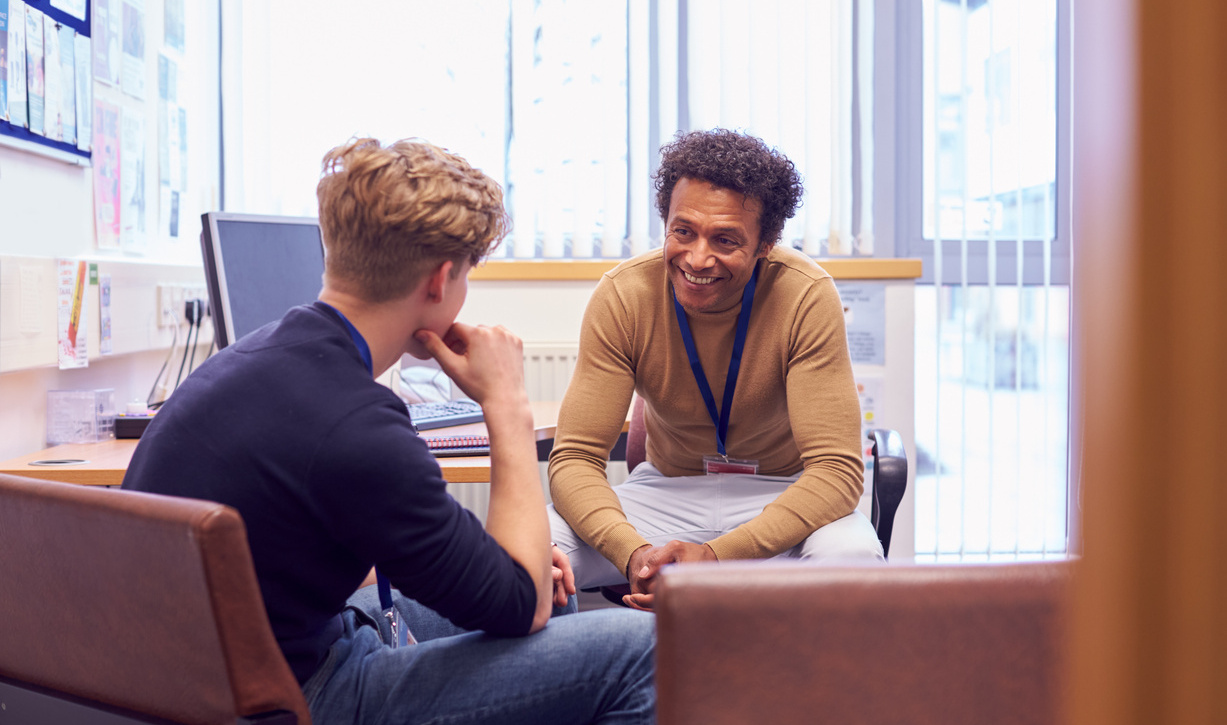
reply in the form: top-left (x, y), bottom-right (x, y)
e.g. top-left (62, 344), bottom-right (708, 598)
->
top-left (894, 0), bottom-right (1072, 285)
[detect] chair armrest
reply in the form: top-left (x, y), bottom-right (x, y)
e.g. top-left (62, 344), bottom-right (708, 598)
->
top-left (867, 428), bottom-right (907, 557)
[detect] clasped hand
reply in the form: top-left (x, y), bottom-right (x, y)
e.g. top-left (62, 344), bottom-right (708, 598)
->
top-left (623, 540), bottom-right (717, 611)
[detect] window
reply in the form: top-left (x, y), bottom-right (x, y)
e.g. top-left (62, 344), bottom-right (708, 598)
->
top-left (901, 0), bottom-right (1072, 560)
top-left (221, 0), bottom-right (876, 260)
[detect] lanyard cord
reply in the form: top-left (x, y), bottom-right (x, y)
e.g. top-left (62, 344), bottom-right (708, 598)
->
top-left (671, 264), bottom-right (760, 459)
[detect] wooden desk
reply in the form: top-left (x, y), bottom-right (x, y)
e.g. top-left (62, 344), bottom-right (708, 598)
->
top-left (0, 401), bottom-right (585, 487)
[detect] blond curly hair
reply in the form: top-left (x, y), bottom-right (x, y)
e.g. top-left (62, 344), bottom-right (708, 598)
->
top-left (316, 137), bottom-right (511, 303)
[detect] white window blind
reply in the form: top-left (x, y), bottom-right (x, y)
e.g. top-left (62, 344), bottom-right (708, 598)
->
top-left (912, 0), bottom-right (1070, 561)
top-left (221, 0), bottom-right (874, 260)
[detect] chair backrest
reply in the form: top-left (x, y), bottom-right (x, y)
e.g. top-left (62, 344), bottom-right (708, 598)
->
top-left (0, 473), bottom-right (311, 725)
top-left (656, 559), bottom-right (1073, 725)
top-left (624, 397), bottom-right (908, 557)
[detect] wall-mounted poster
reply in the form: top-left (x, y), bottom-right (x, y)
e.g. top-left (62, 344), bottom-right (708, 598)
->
top-left (57, 23), bottom-right (75, 143)
top-left (163, 0), bottom-right (183, 52)
top-left (4, 0), bottom-right (26, 127)
top-left (120, 0), bottom-right (144, 99)
top-left (120, 107), bottom-right (146, 251)
top-left (91, 0), bottom-right (119, 85)
top-left (93, 99), bottom-right (121, 249)
top-left (1, 0), bottom-right (10, 121)
top-left (73, 30), bottom-right (88, 149)
top-left (23, 3), bottom-right (42, 133)
top-left (41, 13), bottom-right (58, 138)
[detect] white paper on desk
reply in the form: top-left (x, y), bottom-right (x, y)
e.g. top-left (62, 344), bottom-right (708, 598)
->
top-left (120, 0), bottom-right (144, 100)
top-left (120, 107), bottom-right (147, 252)
top-left (56, 258), bottom-right (89, 369)
top-left (73, 32), bottom-right (91, 150)
top-left (41, 17), bottom-right (60, 139)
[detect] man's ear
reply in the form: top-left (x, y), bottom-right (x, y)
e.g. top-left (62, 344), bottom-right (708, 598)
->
top-left (424, 260), bottom-right (455, 302)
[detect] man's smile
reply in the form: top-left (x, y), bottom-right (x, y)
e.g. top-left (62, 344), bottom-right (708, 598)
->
top-left (682, 271), bottom-right (719, 286)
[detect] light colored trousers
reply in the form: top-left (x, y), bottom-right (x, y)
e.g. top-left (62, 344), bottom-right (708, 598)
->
top-left (548, 462), bottom-right (884, 590)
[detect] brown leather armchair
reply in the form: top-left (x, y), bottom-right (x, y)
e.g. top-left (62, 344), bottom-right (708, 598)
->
top-left (0, 472), bottom-right (310, 725)
top-left (656, 559), bottom-right (1072, 725)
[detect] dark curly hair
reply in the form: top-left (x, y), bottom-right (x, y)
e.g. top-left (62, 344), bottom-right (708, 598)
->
top-left (653, 129), bottom-right (803, 248)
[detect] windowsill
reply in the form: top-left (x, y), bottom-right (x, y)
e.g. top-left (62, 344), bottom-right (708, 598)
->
top-left (469, 258), bottom-right (923, 281)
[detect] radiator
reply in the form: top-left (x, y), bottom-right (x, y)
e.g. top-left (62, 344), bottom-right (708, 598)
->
top-left (448, 343), bottom-right (581, 519)
top-left (522, 344), bottom-right (580, 402)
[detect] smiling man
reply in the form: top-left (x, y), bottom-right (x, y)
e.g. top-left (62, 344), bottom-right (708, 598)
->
top-left (548, 129), bottom-right (883, 610)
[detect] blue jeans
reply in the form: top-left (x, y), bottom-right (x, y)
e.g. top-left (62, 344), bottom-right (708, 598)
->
top-left (302, 586), bottom-right (656, 724)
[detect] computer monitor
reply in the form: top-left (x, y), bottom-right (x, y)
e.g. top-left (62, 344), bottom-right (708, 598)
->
top-left (200, 212), bottom-right (325, 349)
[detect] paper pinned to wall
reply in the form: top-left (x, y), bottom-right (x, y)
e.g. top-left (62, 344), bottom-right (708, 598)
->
top-left (119, 106), bottom-right (146, 252)
top-left (836, 281), bottom-right (887, 366)
top-left (92, 0), bottom-right (120, 86)
top-left (99, 272), bottom-right (113, 354)
top-left (73, 32), bottom-right (90, 150)
top-left (92, 99), bottom-right (120, 249)
top-left (120, 0), bottom-right (144, 99)
top-left (56, 258), bottom-right (88, 369)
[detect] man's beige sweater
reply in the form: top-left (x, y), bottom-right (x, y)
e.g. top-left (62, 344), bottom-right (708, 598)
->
top-left (548, 246), bottom-right (865, 575)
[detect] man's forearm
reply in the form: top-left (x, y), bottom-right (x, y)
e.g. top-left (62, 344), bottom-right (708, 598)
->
top-left (483, 395), bottom-right (553, 630)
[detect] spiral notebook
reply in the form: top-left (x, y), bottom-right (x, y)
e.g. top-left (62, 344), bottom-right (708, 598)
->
top-left (424, 434), bottom-right (491, 458)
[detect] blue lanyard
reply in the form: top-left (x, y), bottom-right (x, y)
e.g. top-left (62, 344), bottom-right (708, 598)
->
top-left (319, 302), bottom-right (373, 375)
top-left (671, 264), bottom-right (759, 459)
top-left (319, 302), bottom-right (405, 645)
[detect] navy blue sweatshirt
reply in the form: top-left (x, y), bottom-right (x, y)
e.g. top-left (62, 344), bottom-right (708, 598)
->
top-left (123, 303), bottom-right (535, 682)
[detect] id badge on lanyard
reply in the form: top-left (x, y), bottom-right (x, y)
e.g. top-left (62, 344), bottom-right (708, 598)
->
top-left (703, 455), bottom-right (759, 475)
top-left (673, 265), bottom-right (761, 476)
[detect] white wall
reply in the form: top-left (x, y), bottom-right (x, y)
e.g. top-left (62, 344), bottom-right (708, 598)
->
top-left (0, 0), bottom-right (219, 461)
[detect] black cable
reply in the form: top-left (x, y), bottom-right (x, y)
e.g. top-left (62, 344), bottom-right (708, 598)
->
top-left (173, 312), bottom-right (198, 392)
top-left (147, 323), bottom-right (180, 407)
top-left (186, 300), bottom-right (202, 375)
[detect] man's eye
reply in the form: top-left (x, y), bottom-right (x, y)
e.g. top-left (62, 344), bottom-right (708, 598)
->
top-left (672, 228), bottom-right (691, 237)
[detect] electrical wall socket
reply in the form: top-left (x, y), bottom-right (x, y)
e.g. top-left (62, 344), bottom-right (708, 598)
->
top-left (156, 284), bottom-right (177, 327)
top-left (156, 283), bottom-right (209, 327)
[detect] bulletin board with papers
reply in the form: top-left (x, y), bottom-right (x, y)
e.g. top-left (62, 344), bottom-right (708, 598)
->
top-left (0, 0), bottom-right (92, 163)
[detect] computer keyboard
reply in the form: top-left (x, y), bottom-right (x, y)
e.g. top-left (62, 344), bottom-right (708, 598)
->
top-left (406, 399), bottom-right (484, 431)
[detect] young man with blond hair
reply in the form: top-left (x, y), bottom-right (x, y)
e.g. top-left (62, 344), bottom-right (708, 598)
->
top-left (125, 137), bottom-right (655, 724)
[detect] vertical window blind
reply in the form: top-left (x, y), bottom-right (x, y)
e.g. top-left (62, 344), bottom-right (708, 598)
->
top-left (913, 0), bottom-right (1070, 561)
top-left (222, 0), bottom-right (875, 261)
